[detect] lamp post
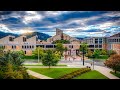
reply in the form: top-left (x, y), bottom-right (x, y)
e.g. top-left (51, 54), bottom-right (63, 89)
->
top-left (38, 46), bottom-right (40, 63)
top-left (92, 55), bottom-right (95, 70)
top-left (82, 47), bottom-right (84, 66)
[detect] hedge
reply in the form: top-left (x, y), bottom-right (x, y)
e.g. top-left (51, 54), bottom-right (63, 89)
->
top-left (58, 68), bottom-right (91, 79)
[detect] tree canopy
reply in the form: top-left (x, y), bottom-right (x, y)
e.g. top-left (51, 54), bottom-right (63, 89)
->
top-left (104, 54), bottom-right (120, 73)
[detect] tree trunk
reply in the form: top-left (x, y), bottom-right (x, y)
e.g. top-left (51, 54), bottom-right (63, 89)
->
top-left (49, 64), bottom-right (50, 69)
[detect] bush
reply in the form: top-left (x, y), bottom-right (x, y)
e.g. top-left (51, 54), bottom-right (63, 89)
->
top-left (58, 68), bottom-right (91, 79)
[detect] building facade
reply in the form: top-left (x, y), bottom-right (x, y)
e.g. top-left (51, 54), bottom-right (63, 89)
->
top-left (0, 28), bottom-right (120, 56)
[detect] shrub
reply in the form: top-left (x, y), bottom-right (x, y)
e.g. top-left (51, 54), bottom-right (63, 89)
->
top-left (58, 68), bottom-right (91, 79)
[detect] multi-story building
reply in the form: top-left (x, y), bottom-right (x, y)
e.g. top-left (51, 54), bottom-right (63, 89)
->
top-left (106, 33), bottom-right (120, 54)
top-left (0, 28), bottom-right (80, 56)
top-left (82, 33), bottom-right (120, 54)
top-left (0, 28), bottom-right (120, 56)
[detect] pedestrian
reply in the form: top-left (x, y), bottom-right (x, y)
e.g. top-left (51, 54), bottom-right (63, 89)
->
top-left (91, 62), bottom-right (92, 66)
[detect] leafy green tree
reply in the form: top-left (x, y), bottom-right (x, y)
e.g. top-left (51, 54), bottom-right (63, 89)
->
top-left (79, 42), bottom-right (88, 66)
top-left (104, 54), bottom-right (120, 73)
top-left (52, 40), bottom-right (70, 44)
top-left (0, 50), bottom-right (30, 79)
top-left (55, 43), bottom-right (65, 57)
top-left (101, 49), bottom-right (107, 55)
top-left (32, 47), bottom-right (45, 62)
top-left (79, 42), bottom-right (88, 54)
top-left (86, 49), bottom-right (93, 58)
top-left (42, 50), bottom-right (60, 69)
top-left (93, 49), bottom-right (101, 59)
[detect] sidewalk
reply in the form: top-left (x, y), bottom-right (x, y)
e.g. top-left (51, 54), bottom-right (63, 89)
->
top-left (94, 66), bottom-right (119, 79)
top-left (27, 70), bottom-right (53, 79)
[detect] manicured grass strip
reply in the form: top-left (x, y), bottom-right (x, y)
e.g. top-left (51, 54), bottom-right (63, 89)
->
top-left (24, 64), bottom-right (67, 66)
top-left (74, 70), bottom-right (109, 79)
top-left (29, 68), bottom-right (80, 78)
top-left (110, 71), bottom-right (120, 78)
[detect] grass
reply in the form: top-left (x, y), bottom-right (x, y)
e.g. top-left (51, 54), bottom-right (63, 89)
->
top-left (22, 56), bottom-right (37, 59)
top-left (89, 55), bottom-right (109, 61)
top-left (24, 64), bottom-right (67, 66)
top-left (110, 71), bottom-right (120, 78)
top-left (29, 75), bottom-right (40, 79)
top-left (74, 70), bottom-right (109, 79)
top-left (29, 68), bottom-right (80, 78)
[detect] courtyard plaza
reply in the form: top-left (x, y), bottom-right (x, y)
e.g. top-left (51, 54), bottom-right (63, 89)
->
top-left (24, 56), bottom-right (119, 79)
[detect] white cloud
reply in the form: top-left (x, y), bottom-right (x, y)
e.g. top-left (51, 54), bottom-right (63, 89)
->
top-left (22, 11), bottom-right (43, 24)
top-left (0, 24), bottom-right (11, 33)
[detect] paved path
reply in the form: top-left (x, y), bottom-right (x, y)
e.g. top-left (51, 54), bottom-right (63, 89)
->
top-left (94, 66), bottom-right (119, 79)
top-left (27, 70), bottom-right (53, 79)
top-left (25, 60), bottom-right (119, 79)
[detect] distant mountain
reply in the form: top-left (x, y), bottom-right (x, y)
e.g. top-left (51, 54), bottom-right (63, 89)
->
top-left (0, 31), bottom-right (18, 39)
top-left (0, 31), bottom-right (51, 40)
top-left (21, 32), bottom-right (51, 40)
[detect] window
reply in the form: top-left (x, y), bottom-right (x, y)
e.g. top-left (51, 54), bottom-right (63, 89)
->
top-left (46, 45), bottom-right (54, 48)
top-left (23, 37), bottom-right (26, 42)
top-left (117, 39), bottom-right (119, 42)
top-left (30, 46), bottom-right (31, 48)
top-left (24, 51), bottom-right (26, 54)
top-left (95, 38), bottom-right (98, 44)
top-left (25, 46), bottom-right (26, 49)
top-left (99, 45), bottom-right (102, 48)
top-left (89, 45), bottom-right (94, 48)
top-left (95, 45), bottom-right (98, 48)
top-left (22, 45), bottom-right (24, 49)
top-left (12, 45), bottom-right (16, 49)
top-left (9, 37), bottom-right (14, 41)
top-left (27, 45), bottom-right (29, 48)
top-left (32, 45), bottom-right (34, 48)
top-left (99, 38), bottom-right (102, 44)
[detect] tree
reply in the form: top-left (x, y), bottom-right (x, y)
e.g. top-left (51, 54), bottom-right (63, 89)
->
top-left (32, 47), bottom-right (45, 62)
top-left (0, 46), bottom-right (4, 57)
top-left (52, 40), bottom-right (70, 44)
top-left (55, 43), bottom-right (65, 57)
top-left (64, 47), bottom-right (68, 60)
top-left (93, 49), bottom-right (101, 59)
top-left (104, 54), bottom-right (120, 73)
top-left (86, 49), bottom-right (93, 58)
top-left (101, 49), bottom-right (107, 55)
top-left (107, 50), bottom-right (117, 57)
top-left (0, 50), bottom-right (30, 79)
top-left (79, 42), bottom-right (88, 66)
top-left (41, 50), bottom-right (60, 69)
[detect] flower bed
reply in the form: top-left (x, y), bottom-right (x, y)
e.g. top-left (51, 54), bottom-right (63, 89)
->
top-left (58, 68), bottom-right (91, 79)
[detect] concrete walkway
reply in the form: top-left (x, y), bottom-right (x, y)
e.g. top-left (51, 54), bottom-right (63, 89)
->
top-left (94, 66), bottom-right (119, 79)
top-left (27, 70), bottom-right (53, 79)
top-left (25, 61), bottom-right (120, 79)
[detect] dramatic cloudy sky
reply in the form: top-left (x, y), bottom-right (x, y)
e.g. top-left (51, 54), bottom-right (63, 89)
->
top-left (0, 11), bottom-right (120, 38)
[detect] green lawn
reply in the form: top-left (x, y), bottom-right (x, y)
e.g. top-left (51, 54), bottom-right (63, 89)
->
top-left (110, 71), bottom-right (120, 78)
top-left (24, 64), bottom-right (67, 66)
top-left (29, 68), bottom-right (80, 78)
top-left (89, 55), bottom-right (109, 61)
top-left (74, 70), bottom-right (109, 79)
